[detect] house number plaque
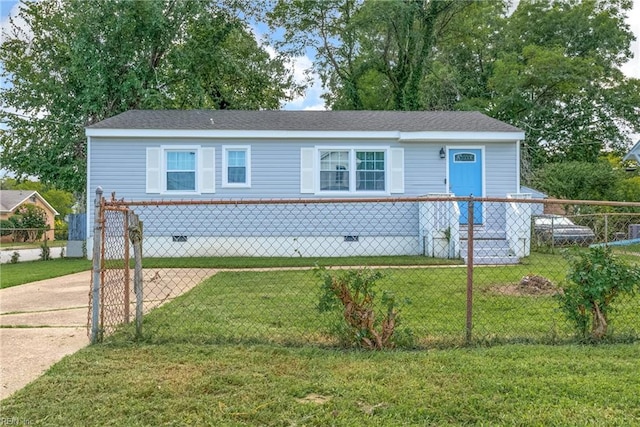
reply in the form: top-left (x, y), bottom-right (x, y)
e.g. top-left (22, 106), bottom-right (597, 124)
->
top-left (454, 153), bottom-right (476, 162)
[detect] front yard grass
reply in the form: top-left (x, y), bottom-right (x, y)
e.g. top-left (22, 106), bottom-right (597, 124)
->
top-left (116, 252), bottom-right (638, 347)
top-left (1, 255), bottom-right (457, 289)
top-left (2, 251), bottom-right (640, 424)
top-left (0, 258), bottom-right (92, 289)
top-left (1, 342), bottom-right (639, 425)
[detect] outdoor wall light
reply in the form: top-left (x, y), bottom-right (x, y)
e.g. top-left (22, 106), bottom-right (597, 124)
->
top-left (439, 147), bottom-right (446, 159)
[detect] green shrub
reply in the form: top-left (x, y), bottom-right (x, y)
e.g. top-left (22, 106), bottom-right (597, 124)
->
top-left (316, 266), bottom-right (412, 349)
top-left (0, 219), bottom-right (14, 237)
top-left (40, 240), bottom-right (51, 261)
top-left (54, 218), bottom-right (68, 240)
top-left (556, 246), bottom-right (640, 341)
top-left (9, 205), bottom-right (48, 242)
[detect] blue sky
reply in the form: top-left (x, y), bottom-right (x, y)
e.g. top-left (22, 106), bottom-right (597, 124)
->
top-left (1, 0), bottom-right (639, 111)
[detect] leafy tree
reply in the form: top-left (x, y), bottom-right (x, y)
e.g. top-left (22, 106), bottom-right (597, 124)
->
top-left (0, 0), bottom-right (298, 196)
top-left (270, 0), bottom-right (639, 178)
top-left (268, 0), bottom-right (466, 111)
top-left (268, 0), bottom-right (366, 109)
top-left (532, 160), bottom-right (622, 201)
top-left (487, 0), bottom-right (640, 177)
top-left (427, 0), bottom-right (639, 180)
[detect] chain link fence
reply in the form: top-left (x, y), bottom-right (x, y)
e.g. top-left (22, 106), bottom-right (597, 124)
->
top-left (88, 192), bottom-right (640, 348)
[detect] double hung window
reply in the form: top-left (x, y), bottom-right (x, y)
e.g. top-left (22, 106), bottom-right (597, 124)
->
top-left (166, 150), bottom-right (196, 191)
top-left (318, 149), bottom-right (386, 193)
top-left (223, 146), bottom-right (251, 187)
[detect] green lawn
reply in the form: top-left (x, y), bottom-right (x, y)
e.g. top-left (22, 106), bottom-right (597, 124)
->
top-left (0, 258), bottom-right (92, 288)
top-left (1, 255), bottom-right (459, 289)
top-left (109, 252), bottom-right (638, 347)
top-left (1, 343), bottom-right (639, 425)
top-left (2, 253), bottom-right (640, 424)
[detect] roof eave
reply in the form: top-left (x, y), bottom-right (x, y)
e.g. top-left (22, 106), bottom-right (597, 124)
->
top-left (86, 128), bottom-right (524, 141)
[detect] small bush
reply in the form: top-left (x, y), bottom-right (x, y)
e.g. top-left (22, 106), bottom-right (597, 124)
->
top-left (0, 219), bottom-right (14, 237)
top-left (316, 266), bottom-right (412, 349)
top-left (10, 251), bottom-right (20, 264)
top-left (54, 218), bottom-right (68, 240)
top-left (556, 246), bottom-right (640, 341)
top-left (9, 204), bottom-right (48, 242)
top-left (40, 240), bottom-right (51, 261)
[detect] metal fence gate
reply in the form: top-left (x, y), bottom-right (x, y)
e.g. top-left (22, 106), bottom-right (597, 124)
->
top-left (88, 189), bottom-right (143, 343)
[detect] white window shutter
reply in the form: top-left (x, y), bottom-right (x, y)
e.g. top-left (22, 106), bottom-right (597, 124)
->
top-left (389, 148), bottom-right (404, 193)
top-left (146, 147), bottom-right (162, 193)
top-left (300, 147), bottom-right (315, 193)
top-left (200, 147), bottom-right (216, 193)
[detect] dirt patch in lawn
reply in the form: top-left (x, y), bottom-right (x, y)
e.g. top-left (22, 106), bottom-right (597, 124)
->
top-left (487, 274), bottom-right (560, 297)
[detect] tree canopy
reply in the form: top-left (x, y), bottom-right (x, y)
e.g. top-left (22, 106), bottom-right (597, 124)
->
top-left (0, 0), bottom-right (299, 195)
top-left (269, 0), bottom-right (640, 183)
top-left (2, 0), bottom-right (639, 197)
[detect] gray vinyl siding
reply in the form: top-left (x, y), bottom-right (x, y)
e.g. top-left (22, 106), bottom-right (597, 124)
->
top-left (90, 137), bottom-right (518, 199)
top-left (131, 202), bottom-right (418, 238)
top-left (484, 143), bottom-right (519, 196)
top-left (88, 137), bottom-right (519, 238)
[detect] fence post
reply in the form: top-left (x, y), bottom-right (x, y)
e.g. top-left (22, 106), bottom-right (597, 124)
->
top-left (466, 196), bottom-right (474, 345)
top-left (128, 212), bottom-right (144, 339)
top-left (90, 187), bottom-right (104, 344)
top-left (124, 212), bottom-right (130, 323)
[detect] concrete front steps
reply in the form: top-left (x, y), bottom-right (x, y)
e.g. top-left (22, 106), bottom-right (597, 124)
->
top-left (460, 227), bottom-right (520, 265)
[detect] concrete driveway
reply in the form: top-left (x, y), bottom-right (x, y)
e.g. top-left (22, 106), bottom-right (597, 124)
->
top-left (0, 271), bottom-right (91, 400)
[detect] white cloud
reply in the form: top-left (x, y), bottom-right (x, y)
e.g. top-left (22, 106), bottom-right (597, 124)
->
top-left (249, 22), bottom-right (326, 111)
top-left (1, 0), bottom-right (29, 41)
top-left (282, 54), bottom-right (326, 111)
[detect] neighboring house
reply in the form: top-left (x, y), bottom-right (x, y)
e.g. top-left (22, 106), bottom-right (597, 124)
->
top-left (0, 190), bottom-right (59, 241)
top-left (622, 139), bottom-right (640, 166)
top-left (86, 110), bottom-right (529, 262)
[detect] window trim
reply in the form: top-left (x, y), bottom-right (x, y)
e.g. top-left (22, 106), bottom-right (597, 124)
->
top-left (315, 146), bottom-right (390, 195)
top-left (222, 145), bottom-right (251, 188)
top-left (163, 146), bottom-right (200, 194)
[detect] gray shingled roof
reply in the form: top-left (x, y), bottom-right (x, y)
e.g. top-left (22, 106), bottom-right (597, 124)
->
top-left (0, 190), bottom-right (37, 213)
top-left (0, 190), bottom-right (59, 215)
top-left (88, 110), bottom-right (522, 133)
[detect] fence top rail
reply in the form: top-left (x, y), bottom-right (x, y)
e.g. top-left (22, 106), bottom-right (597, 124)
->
top-left (100, 196), bottom-right (640, 209)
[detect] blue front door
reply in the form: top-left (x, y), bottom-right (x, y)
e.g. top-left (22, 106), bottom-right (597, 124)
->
top-left (449, 148), bottom-right (483, 224)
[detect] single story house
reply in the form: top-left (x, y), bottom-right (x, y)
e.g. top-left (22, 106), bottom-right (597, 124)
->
top-left (0, 190), bottom-right (59, 241)
top-left (86, 110), bottom-right (530, 262)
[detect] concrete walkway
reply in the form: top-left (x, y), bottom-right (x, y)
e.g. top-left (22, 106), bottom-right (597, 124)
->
top-left (0, 268), bottom-right (219, 400)
top-left (0, 272), bottom-right (91, 400)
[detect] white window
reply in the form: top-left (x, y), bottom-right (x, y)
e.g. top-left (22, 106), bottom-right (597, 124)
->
top-left (319, 149), bottom-right (386, 192)
top-left (146, 146), bottom-right (215, 194)
top-left (356, 151), bottom-right (385, 191)
top-left (166, 150), bottom-right (196, 191)
top-left (223, 146), bottom-right (251, 188)
top-left (301, 147), bottom-right (404, 195)
top-left (320, 150), bottom-right (349, 191)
